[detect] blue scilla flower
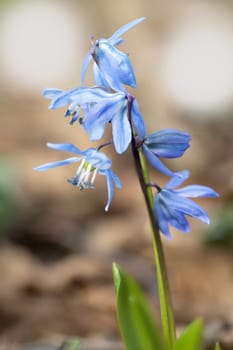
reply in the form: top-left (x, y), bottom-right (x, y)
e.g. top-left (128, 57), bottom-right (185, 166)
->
top-left (154, 170), bottom-right (219, 239)
top-left (33, 143), bottom-right (122, 211)
top-left (141, 129), bottom-right (191, 177)
top-left (43, 87), bottom-right (145, 155)
top-left (81, 17), bottom-right (145, 90)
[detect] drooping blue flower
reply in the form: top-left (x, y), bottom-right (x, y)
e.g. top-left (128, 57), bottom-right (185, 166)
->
top-left (43, 87), bottom-right (146, 155)
top-left (81, 17), bottom-right (145, 90)
top-left (141, 129), bottom-right (191, 177)
top-left (43, 86), bottom-right (131, 154)
top-left (154, 170), bottom-right (219, 239)
top-left (33, 143), bottom-right (122, 211)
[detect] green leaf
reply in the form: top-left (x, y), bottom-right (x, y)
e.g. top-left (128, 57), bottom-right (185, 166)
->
top-left (214, 342), bottom-right (222, 350)
top-left (112, 262), bottom-right (164, 350)
top-left (174, 319), bottom-right (204, 350)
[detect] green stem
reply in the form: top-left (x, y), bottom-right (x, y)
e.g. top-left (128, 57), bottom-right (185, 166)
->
top-left (128, 97), bottom-right (176, 348)
top-left (139, 150), bottom-right (176, 347)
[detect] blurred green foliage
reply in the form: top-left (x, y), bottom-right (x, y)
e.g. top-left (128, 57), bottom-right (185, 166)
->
top-left (60, 338), bottom-right (80, 350)
top-left (204, 201), bottom-right (233, 249)
top-left (0, 159), bottom-right (17, 241)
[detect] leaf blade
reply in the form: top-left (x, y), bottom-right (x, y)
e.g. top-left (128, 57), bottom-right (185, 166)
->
top-left (112, 263), bottom-right (164, 350)
top-left (174, 319), bottom-right (204, 350)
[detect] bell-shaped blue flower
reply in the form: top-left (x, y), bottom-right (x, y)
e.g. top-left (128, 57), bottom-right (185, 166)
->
top-left (141, 129), bottom-right (191, 177)
top-left (43, 86), bottom-right (135, 154)
top-left (81, 17), bottom-right (145, 90)
top-left (33, 143), bottom-right (122, 211)
top-left (154, 170), bottom-right (219, 239)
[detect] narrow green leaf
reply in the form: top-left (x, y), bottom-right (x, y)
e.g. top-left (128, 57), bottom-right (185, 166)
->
top-left (174, 319), bottom-right (204, 350)
top-left (214, 342), bottom-right (222, 350)
top-left (112, 262), bottom-right (164, 350)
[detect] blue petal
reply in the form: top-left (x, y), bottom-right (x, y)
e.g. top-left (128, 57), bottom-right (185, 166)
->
top-left (112, 104), bottom-right (131, 154)
top-left (81, 51), bottom-right (92, 86)
top-left (146, 129), bottom-right (191, 144)
top-left (48, 87), bottom-right (83, 109)
top-left (42, 88), bottom-right (64, 99)
top-left (131, 99), bottom-right (146, 139)
top-left (110, 38), bottom-right (124, 46)
top-left (83, 95), bottom-right (124, 141)
top-left (86, 151), bottom-right (112, 170)
top-left (33, 157), bottom-right (80, 172)
top-left (162, 190), bottom-right (210, 224)
top-left (50, 87), bottom-right (114, 110)
top-left (167, 209), bottom-right (190, 233)
top-left (46, 143), bottom-right (84, 155)
top-left (93, 62), bottom-right (109, 87)
top-left (165, 170), bottom-right (190, 189)
top-left (142, 145), bottom-right (174, 176)
top-left (95, 41), bottom-right (136, 88)
top-left (154, 196), bottom-right (171, 239)
top-left (101, 170), bottom-right (114, 211)
top-left (112, 172), bottom-right (122, 189)
top-left (144, 129), bottom-right (191, 158)
top-left (175, 185), bottom-right (219, 198)
top-left (159, 197), bottom-right (190, 233)
top-left (108, 17), bottom-right (145, 44)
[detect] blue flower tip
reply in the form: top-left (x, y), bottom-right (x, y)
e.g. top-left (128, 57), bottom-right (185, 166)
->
top-left (203, 216), bottom-right (210, 225)
top-left (33, 166), bottom-right (41, 172)
top-left (164, 232), bottom-right (172, 240)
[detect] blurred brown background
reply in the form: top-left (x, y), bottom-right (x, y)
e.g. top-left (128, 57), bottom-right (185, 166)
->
top-left (0, 0), bottom-right (233, 349)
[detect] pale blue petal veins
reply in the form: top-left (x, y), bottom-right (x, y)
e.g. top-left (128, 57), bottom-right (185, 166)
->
top-left (156, 194), bottom-right (190, 235)
top-left (49, 87), bottom-right (118, 110)
top-left (153, 170), bottom-right (218, 238)
top-left (144, 129), bottom-right (191, 158)
top-left (112, 104), bottom-right (131, 154)
top-left (82, 96), bottom-right (125, 140)
top-left (175, 185), bottom-right (219, 198)
top-left (162, 190), bottom-right (210, 224)
top-left (167, 209), bottom-right (190, 233)
top-left (95, 41), bottom-right (136, 88)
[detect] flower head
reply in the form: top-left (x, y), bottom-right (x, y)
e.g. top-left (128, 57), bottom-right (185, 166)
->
top-left (141, 129), bottom-right (191, 177)
top-left (81, 17), bottom-right (145, 90)
top-left (43, 86), bottom-right (131, 154)
top-left (154, 170), bottom-right (219, 239)
top-left (33, 143), bottom-right (122, 211)
top-left (43, 87), bottom-right (146, 155)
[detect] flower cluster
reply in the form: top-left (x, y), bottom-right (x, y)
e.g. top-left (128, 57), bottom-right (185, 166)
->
top-left (34, 18), bottom-right (218, 239)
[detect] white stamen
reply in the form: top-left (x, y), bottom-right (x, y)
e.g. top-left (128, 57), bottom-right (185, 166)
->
top-left (90, 168), bottom-right (98, 188)
top-left (83, 163), bottom-right (92, 186)
top-left (76, 158), bottom-right (85, 177)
